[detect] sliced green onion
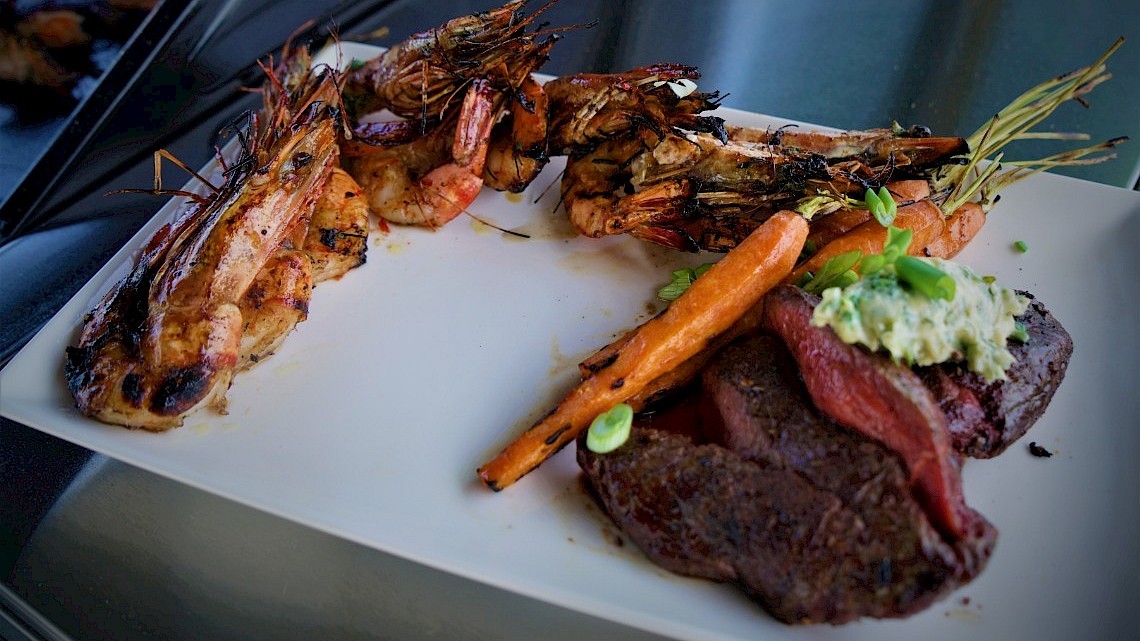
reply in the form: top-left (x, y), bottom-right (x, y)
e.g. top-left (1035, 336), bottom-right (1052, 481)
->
top-left (657, 263), bottom-right (715, 301)
top-left (657, 268), bottom-right (697, 301)
top-left (1013, 240), bottom-right (1029, 253)
top-left (864, 188), bottom-right (887, 225)
top-left (864, 187), bottom-right (898, 227)
top-left (857, 253), bottom-right (886, 276)
top-left (586, 403), bottom-right (634, 453)
top-left (798, 238), bottom-right (817, 261)
top-left (881, 225), bottom-right (912, 262)
top-left (348, 58), bottom-right (366, 71)
top-left (895, 256), bottom-right (956, 301)
top-left (877, 186), bottom-right (898, 226)
top-left (1010, 320), bottom-right (1029, 343)
top-left (803, 250), bottom-right (862, 294)
top-left (829, 270), bottom-right (860, 289)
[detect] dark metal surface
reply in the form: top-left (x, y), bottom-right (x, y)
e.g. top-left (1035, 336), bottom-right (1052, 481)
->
top-left (1, 1), bottom-right (1138, 639)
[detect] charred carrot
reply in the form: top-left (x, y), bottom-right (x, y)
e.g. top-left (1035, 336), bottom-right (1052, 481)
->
top-left (805, 181), bottom-right (932, 252)
top-left (806, 208), bottom-right (871, 250)
top-left (787, 198), bottom-right (944, 285)
top-left (628, 304), bottom-right (767, 410)
top-left (478, 211), bottom-right (809, 491)
top-left (921, 202), bottom-right (986, 259)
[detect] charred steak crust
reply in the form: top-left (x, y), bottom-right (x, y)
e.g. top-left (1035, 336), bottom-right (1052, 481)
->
top-left (578, 335), bottom-right (996, 625)
top-left (918, 292), bottom-right (1073, 458)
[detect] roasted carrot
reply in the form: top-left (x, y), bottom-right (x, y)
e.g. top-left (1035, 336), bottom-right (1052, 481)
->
top-left (478, 211), bottom-right (809, 491)
top-left (578, 326), bottom-right (638, 378)
top-left (585, 302), bottom-right (767, 412)
top-left (887, 180), bottom-right (932, 202)
top-left (806, 208), bottom-right (871, 249)
top-left (806, 180), bottom-right (931, 250)
top-left (787, 197), bottom-right (945, 284)
top-left (921, 202), bottom-right (986, 259)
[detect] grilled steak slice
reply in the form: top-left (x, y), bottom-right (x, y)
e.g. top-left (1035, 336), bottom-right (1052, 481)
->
top-left (918, 292), bottom-right (1073, 457)
top-left (577, 335), bottom-right (996, 624)
top-left (760, 285), bottom-right (973, 541)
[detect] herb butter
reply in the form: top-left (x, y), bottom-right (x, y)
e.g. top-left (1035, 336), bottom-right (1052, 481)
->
top-left (811, 258), bottom-right (1028, 382)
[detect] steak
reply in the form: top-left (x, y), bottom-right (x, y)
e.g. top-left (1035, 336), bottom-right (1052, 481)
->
top-left (577, 335), bottom-right (996, 624)
top-left (760, 285), bottom-right (973, 540)
top-left (918, 292), bottom-right (1073, 457)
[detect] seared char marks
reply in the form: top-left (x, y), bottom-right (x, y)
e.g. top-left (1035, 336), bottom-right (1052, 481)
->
top-left (151, 364), bottom-right (215, 415)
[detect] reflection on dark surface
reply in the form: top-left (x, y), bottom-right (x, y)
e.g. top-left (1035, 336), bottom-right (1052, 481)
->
top-left (0, 0), bottom-right (157, 115)
top-left (0, 1), bottom-right (155, 213)
top-left (0, 1), bottom-right (1137, 640)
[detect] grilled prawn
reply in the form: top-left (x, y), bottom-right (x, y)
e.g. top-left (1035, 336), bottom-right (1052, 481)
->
top-left (593, 128), bottom-right (966, 252)
top-left (545, 63), bottom-right (727, 154)
top-left (557, 39), bottom-right (1125, 253)
top-left (342, 0), bottom-right (571, 224)
top-left (65, 46), bottom-right (346, 430)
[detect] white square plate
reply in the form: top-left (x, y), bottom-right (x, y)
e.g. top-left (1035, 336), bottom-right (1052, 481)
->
top-left (2, 42), bottom-right (1137, 641)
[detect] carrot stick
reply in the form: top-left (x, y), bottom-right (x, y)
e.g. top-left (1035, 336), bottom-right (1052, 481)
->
top-left (921, 202), bottom-right (986, 259)
top-left (886, 180), bottom-right (932, 202)
top-left (807, 208), bottom-right (871, 249)
top-left (578, 326), bottom-right (638, 378)
top-left (786, 198), bottom-right (944, 284)
top-left (806, 180), bottom-right (931, 250)
top-left (584, 301), bottom-right (767, 412)
top-left (478, 211), bottom-right (809, 491)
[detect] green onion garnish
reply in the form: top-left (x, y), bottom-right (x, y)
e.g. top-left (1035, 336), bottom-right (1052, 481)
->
top-left (798, 238), bottom-right (817, 261)
top-left (865, 187), bottom-right (898, 227)
top-left (586, 403), bottom-right (634, 453)
top-left (803, 250), bottom-right (862, 294)
top-left (1010, 320), bottom-right (1029, 343)
top-left (801, 224), bottom-right (953, 302)
top-left (1013, 240), bottom-right (1029, 253)
top-left (881, 225), bottom-right (911, 262)
top-left (658, 263), bottom-right (714, 301)
top-left (856, 253), bottom-right (886, 276)
top-left (895, 256), bottom-right (956, 301)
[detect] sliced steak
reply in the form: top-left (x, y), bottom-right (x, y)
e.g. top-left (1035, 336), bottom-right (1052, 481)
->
top-left (577, 335), bottom-right (996, 624)
top-left (760, 284), bottom-right (972, 540)
top-left (918, 292), bottom-right (1073, 457)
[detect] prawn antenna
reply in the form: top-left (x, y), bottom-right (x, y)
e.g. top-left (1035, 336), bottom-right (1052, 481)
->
top-left (537, 165), bottom-right (567, 210)
top-left (465, 209), bottom-right (531, 239)
top-left (106, 149), bottom-right (219, 205)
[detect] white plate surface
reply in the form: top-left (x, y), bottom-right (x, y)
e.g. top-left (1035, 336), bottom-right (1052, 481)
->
top-left (2, 43), bottom-right (1138, 641)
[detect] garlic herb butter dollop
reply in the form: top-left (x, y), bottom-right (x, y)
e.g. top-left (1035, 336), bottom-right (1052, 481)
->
top-left (811, 258), bottom-right (1028, 382)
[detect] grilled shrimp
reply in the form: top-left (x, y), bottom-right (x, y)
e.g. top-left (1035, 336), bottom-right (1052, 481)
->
top-left (344, 78), bottom-right (497, 227)
top-left (342, 0), bottom-right (562, 124)
top-left (238, 248), bottom-right (313, 369)
top-left (304, 167), bottom-right (370, 281)
top-left (483, 74), bottom-right (549, 192)
top-left (341, 1), bottom-right (571, 224)
top-left (727, 125), bottom-right (967, 170)
top-left (545, 63), bottom-right (726, 154)
top-left (64, 46), bottom-right (344, 430)
top-left (561, 124), bottom-right (968, 252)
